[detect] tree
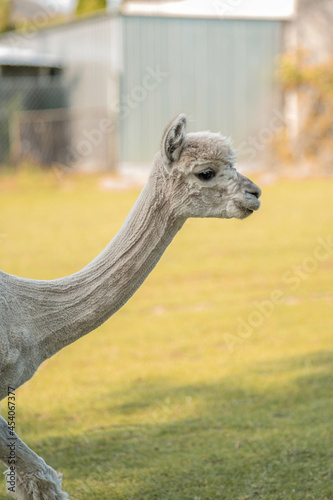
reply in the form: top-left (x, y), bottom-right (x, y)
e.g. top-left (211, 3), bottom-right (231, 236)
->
top-left (0, 0), bottom-right (12, 33)
top-left (76, 0), bottom-right (107, 16)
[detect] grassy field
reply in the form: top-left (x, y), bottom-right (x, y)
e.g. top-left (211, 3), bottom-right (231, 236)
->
top-left (0, 168), bottom-right (332, 499)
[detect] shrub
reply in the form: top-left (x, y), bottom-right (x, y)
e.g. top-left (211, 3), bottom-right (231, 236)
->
top-left (275, 50), bottom-right (333, 173)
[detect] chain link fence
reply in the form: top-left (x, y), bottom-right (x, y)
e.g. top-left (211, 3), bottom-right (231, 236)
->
top-left (0, 75), bottom-right (67, 164)
top-left (0, 76), bottom-right (117, 170)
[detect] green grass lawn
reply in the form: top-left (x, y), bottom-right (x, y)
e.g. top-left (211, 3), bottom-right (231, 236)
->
top-left (0, 168), bottom-right (332, 499)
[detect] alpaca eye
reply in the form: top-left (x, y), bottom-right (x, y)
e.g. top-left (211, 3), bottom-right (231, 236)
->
top-left (197, 170), bottom-right (215, 181)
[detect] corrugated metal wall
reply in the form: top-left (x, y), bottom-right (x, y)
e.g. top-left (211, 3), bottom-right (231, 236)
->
top-left (2, 15), bottom-right (121, 110)
top-left (121, 15), bottom-right (283, 163)
top-left (0, 13), bottom-right (283, 167)
top-left (0, 15), bottom-right (121, 170)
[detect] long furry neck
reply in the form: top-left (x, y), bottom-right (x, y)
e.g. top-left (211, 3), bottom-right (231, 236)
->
top-left (0, 161), bottom-right (185, 394)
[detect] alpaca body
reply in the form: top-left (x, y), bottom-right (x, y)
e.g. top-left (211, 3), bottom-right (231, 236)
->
top-left (0, 162), bottom-right (184, 400)
top-left (0, 115), bottom-right (261, 498)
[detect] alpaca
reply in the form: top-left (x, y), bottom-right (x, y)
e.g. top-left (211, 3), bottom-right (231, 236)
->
top-left (0, 114), bottom-right (261, 499)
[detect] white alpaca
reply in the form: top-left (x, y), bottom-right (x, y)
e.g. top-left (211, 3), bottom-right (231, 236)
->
top-left (0, 114), bottom-right (261, 498)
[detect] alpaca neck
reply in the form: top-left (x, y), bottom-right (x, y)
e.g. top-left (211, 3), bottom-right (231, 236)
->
top-left (4, 163), bottom-right (185, 363)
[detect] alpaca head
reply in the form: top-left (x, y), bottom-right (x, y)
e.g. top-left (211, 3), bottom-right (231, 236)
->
top-left (160, 114), bottom-right (261, 220)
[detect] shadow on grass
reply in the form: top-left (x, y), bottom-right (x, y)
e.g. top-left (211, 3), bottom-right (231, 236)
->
top-left (1, 351), bottom-right (332, 500)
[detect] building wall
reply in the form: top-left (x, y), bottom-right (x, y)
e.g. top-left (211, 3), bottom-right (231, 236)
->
top-left (121, 15), bottom-right (283, 163)
top-left (2, 14), bottom-right (121, 110)
top-left (282, 0), bottom-right (333, 143)
top-left (284, 0), bottom-right (333, 62)
top-left (0, 14), bottom-right (121, 170)
top-left (0, 13), bottom-right (284, 168)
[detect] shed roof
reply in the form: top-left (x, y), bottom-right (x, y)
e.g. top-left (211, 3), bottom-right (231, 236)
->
top-left (121, 0), bottom-right (297, 20)
top-left (0, 46), bottom-right (63, 67)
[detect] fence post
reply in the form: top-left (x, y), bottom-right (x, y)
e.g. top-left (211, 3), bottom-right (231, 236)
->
top-left (107, 111), bottom-right (118, 171)
top-left (9, 111), bottom-right (21, 167)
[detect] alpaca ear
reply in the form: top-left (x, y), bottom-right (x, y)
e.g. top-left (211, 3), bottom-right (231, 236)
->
top-left (161, 114), bottom-right (187, 170)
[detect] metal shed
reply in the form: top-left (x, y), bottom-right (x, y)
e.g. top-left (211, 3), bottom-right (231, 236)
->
top-left (0, 1), bottom-right (296, 170)
top-left (120, 15), bottom-right (283, 163)
top-left (120, 0), bottom-right (296, 164)
top-left (0, 13), bottom-right (121, 170)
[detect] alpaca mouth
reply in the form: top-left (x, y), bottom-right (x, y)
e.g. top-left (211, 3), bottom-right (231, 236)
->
top-left (245, 196), bottom-right (261, 211)
top-left (239, 207), bottom-right (254, 219)
top-left (234, 197), bottom-right (260, 219)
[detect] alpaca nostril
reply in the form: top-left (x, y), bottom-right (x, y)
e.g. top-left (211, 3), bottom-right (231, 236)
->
top-left (246, 185), bottom-right (261, 199)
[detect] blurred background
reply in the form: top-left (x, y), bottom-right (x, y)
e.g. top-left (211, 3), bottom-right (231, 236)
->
top-left (0, 0), bottom-right (332, 176)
